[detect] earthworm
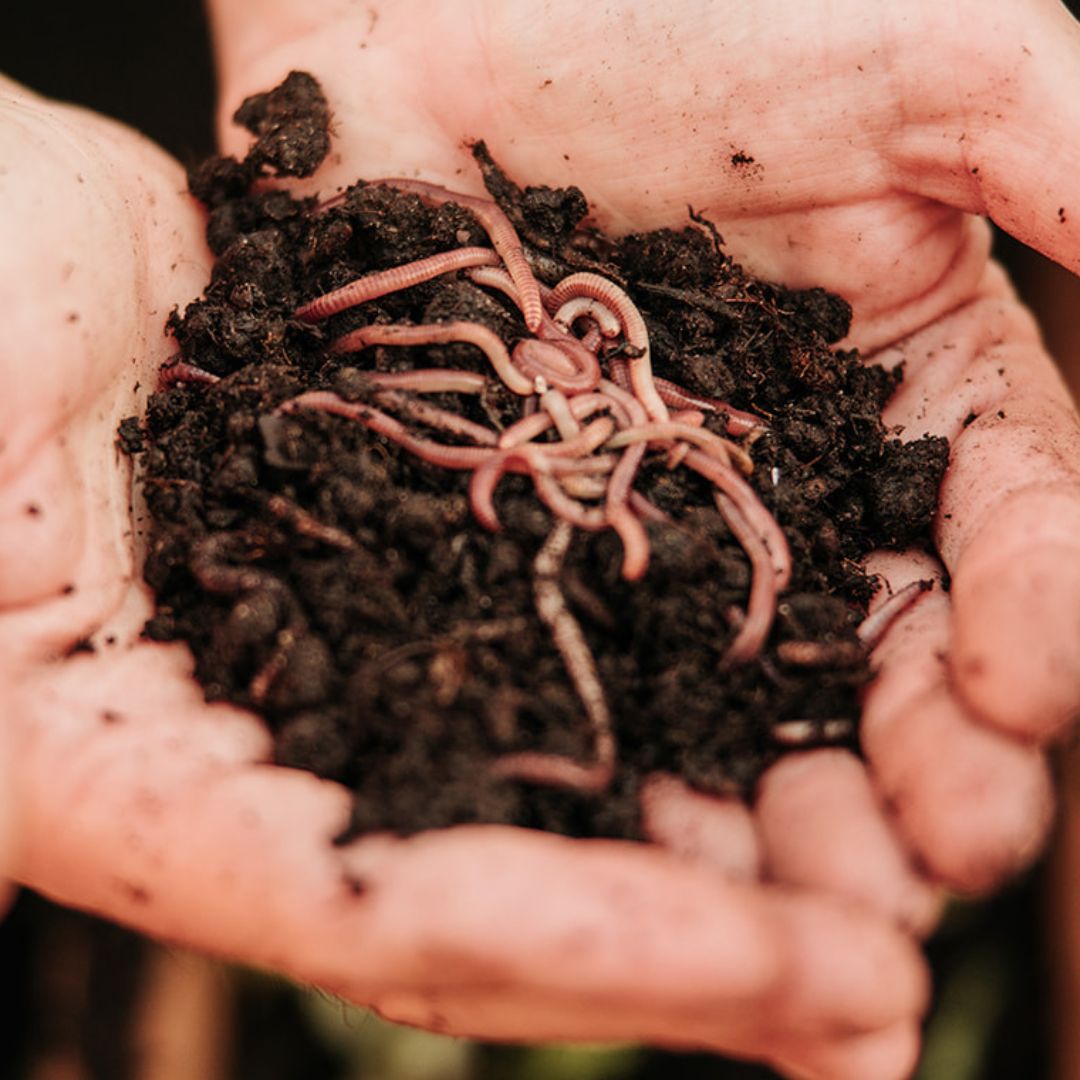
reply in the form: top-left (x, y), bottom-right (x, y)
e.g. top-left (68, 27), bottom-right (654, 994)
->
top-left (547, 273), bottom-right (669, 422)
top-left (372, 390), bottom-right (499, 446)
top-left (857, 579), bottom-right (934, 650)
top-left (331, 321), bottom-right (535, 396)
top-left (469, 444), bottom-right (611, 532)
top-left (466, 264), bottom-right (602, 394)
top-left (558, 474), bottom-right (610, 500)
top-left (628, 491), bottom-right (670, 524)
top-left (663, 409), bottom-right (705, 469)
top-left (489, 522), bottom-right (615, 793)
top-left (159, 359), bottom-right (220, 387)
top-left (279, 392), bottom-right (497, 470)
top-left (775, 639), bottom-right (866, 667)
top-left (512, 337), bottom-right (600, 395)
top-left (295, 247), bottom-right (500, 322)
top-left (771, 718), bottom-right (855, 747)
top-left (374, 178), bottom-right (544, 332)
top-left (579, 325), bottom-right (603, 352)
top-left (532, 472), bottom-right (609, 531)
top-left (540, 387), bottom-right (581, 440)
top-left (551, 296), bottom-right (622, 338)
top-left (597, 377), bottom-right (649, 427)
top-left (605, 421), bottom-right (743, 470)
top-left (362, 369), bottom-right (488, 394)
top-left (497, 393), bottom-right (625, 449)
top-left (714, 492), bottom-right (779, 663)
top-left (656, 381), bottom-right (765, 436)
top-left (605, 442), bottom-right (650, 579)
top-left (608, 357), bottom-right (764, 437)
top-left (265, 494), bottom-right (357, 550)
top-left (683, 448), bottom-right (792, 590)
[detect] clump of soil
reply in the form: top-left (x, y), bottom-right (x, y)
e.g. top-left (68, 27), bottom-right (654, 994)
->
top-left (128, 72), bottom-right (948, 842)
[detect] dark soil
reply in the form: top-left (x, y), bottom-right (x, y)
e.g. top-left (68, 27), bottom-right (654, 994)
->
top-left (127, 72), bottom-right (948, 843)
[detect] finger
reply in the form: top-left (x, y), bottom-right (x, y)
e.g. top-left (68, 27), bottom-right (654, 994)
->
top-left (873, 281), bottom-right (1080, 741)
top-left (770, 1021), bottom-right (922, 1080)
top-left (639, 772), bottom-right (762, 880)
top-left (10, 645), bottom-right (927, 1053)
top-left (756, 750), bottom-right (942, 937)
top-left (895, 1), bottom-right (1080, 280)
top-left (861, 551), bottom-right (1054, 893)
top-left (363, 878), bottom-right (927, 1050)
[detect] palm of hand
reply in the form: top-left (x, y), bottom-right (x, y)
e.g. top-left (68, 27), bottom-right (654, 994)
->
top-left (5, 1), bottom-right (1080, 1076)
top-left (214, 0), bottom-right (1076, 885)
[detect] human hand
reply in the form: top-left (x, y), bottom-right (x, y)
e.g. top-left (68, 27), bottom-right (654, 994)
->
top-left (202, 0), bottom-right (1080, 1060)
top-left (0, 76), bottom-right (928, 1080)
top-left (208, 0), bottom-right (1080, 903)
top-left (8, 0), bottom-right (1080, 1073)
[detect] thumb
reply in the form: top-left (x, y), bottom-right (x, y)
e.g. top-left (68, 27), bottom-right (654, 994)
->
top-left (891, 0), bottom-right (1080, 274)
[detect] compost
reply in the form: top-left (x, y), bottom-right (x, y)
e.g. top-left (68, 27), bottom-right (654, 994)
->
top-left (127, 72), bottom-right (948, 843)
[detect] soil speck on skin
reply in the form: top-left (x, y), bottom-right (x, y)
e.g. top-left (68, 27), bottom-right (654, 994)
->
top-left (125, 73), bottom-right (948, 843)
top-left (341, 873), bottom-right (369, 897)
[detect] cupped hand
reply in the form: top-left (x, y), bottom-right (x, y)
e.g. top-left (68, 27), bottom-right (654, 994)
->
top-left (0, 77), bottom-right (927, 1080)
top-left (209, 0), bottom-right (1080, 895)
top-left (6, 0), bottom-right (1080, 1075)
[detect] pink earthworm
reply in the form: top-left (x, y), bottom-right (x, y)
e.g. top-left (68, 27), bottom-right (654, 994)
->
top-left (330, 321), bottom-right (535, 396)
top-left (373, 178), bottom-right (544, 333)
top-left (682, 448), bottom-right (792, 591)
top-left (597, 377), bottom-right (649, 427)
top-left (465, 263), bottom-right (552, 319)
top-left (362, 369), bottom-right (488, 394)
top-left (464, 263), bottom-right (604, 395)
top-left (775, 640), bottom-right (865, 667)
top-left (159, 359), bottom-right (220, 387)
top-left (607, 358), bottom-right (764, 437)
top-left (547, 273), bottom-right (668, 422)
top-left (468, 418), bottom-right (615, 531)
top-left (588, 377), bottom-right (656, 576)
top-left (663, 409), bottom-right (704, 470)
top-left (295, 247), bottom-right (500, 322)
top-left (558, 474), bottom-right (610, 500)
top-left (498, 392), bottom-right (626, 448)
top-left (771, 718), bottom-right (855, 747)
top-left (606, 421), bottom-right (732, 465)
top-left (540, 387), bottom-right (581, 440)
top-left (857, 579), bottom-right (934, 650)
top-left (579, 325), bottom-right (603, 352)
top-left (670, 409), bottom-right (706, 426)
top-left (279, 391), bottom-right (497, 470)
top-left (372, 390), bottom-right (498, 446)
top-left (489, 522), bottom-right (615, 793)
top-left (533, 473), bottom-right (609, 530)
top-left (628, 491), bottom-right (671, 524)
top-left (265, 494), bottom-right (357, 551)
top-left (551, 296), bottom-right (623, 338)
top-left (713, 492), bottom-right (780, 664)
top-left (654, 379), bottom-right (765, 436)
top-left (606, 444), bottom-right (651, 581)
top-left (470, 443), bottom-right (611, 532)
top-left (512, 337), bottom-right (601, 395)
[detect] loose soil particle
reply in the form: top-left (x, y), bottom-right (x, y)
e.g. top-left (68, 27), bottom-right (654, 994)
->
top-left (127, 72), bottom-right (948, 843)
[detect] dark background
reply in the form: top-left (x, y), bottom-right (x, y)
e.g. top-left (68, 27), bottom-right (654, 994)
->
top-left (1, 3), bottom-right (1075, 1079)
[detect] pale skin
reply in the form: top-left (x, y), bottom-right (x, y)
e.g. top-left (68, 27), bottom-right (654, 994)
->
top-left (4, 1), bottom-right (1080, 1077)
